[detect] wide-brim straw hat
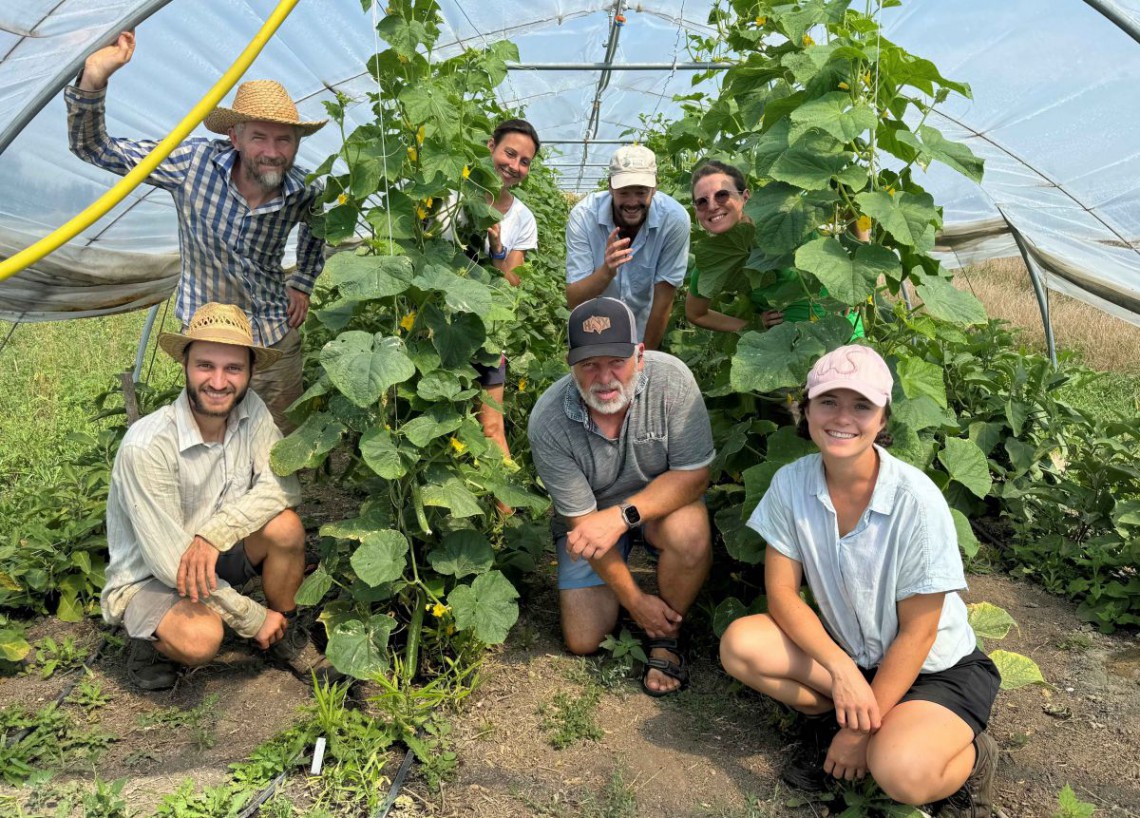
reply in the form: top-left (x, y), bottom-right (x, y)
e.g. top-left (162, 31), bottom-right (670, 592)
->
top-left (203, 79), bottom-right (327, 136)
top-left (159, 303), bottom-right (281, 368)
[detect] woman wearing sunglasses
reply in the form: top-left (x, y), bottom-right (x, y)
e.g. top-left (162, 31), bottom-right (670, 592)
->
top-left (684, 160), bottom-right (862, 337)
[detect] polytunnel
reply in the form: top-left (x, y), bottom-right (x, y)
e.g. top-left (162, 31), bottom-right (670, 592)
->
top-left (1, 0), bottom-right (1139, 337)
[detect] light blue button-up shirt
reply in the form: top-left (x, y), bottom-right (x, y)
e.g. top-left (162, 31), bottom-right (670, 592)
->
top-left (748, 446), bottom-right (978, 673)
top-left (565, 190), bottom-right (690, 341)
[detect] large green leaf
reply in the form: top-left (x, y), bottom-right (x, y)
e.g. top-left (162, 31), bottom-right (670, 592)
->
top-left (487, 479), bottom-right (551, 512)
top-left (359, 427), bottom-right (406, 480)
top-left (365, 190), bottom-right (419, 240)
top-left (893, 395), bottom-right (954, 433)
top-left (918, 126), bottom-right (984, 183)
top-left (324, 252), bottom-right (414, 301)
top-left (915, 277), bottom-right (988, 325)
top-left (989, 649), bottom-right (1046, 691)
top-left (794, 238), bottom-right (898, 305)
top-left (416, 370), bottom-right (467, 402)
top-left (744, 183), bottom-right (834, 256)
top-left (967, 602), bottom-right (1016, 647)
top-left (421, 476), bottom-right (483, 518)
top-left (412, 264), bottom-right (494, 315)
top-left (938, 437), bottom-right (993, 499)
top-left (855, 191), bottom-right (938, 252)
top-left (345, 137), bottom-right (406, 197)
top-left (770, 141), bottom-right (852, 191)
top-left (326, 614), bottom-right (397, 679)
top-left (789, 92), bottom-right (878, 144)
top-left (951, 508), bottom-right (980, 560)
top-left (398, 82), bottom-right (460, 139)
top-left (270, 412), bottom-right (346, 475)
top-left (350, 530), bottom-right (410, 587)
top-left (716, 504), bottom-right (764, 564)
top-left (400, 405), bottom-right (463, 448)
top-left (319, 502), bottom-right (392, 540)
top-left (692, 221), bottom-right (756, 299)
top-left (712, 597), bottom-right (749, 637)
top-left (321, 332), bottom-right (416, 408)
top-left (429, 530), bottom-right (495, 578)
top-left (743, 461), bottom-right (781, 518)
top-left (896, 356), bottom-right (947, 408)
top-left (730, 318), bottom-right (851, 394)
top-left (423, 304), bottom-right (485, 369)
top-left (448, 571), bottom-right (520, 645)
top-left (0, 629), bottom-right (31, 662)
top-left (294, 564), bottom-right (334, 606)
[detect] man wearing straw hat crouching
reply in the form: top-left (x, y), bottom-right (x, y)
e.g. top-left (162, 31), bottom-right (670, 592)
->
top-left (103, 303), bottom-right (335, 690)
top-left (66, 31), bottom-right (328, 431)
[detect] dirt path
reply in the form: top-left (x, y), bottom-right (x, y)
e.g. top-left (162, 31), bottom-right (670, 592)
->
top-left (406, 570), bottom-right (1140, 818)
top-left (2, 569), bottom-right (1137, 817)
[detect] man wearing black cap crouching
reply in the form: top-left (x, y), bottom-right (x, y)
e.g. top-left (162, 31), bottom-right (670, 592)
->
top-left (527, 297), bottom-right (714, 696)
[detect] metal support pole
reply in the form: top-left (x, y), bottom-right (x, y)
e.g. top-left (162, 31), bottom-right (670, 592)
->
top-left (133, 303), bottom-right (161, 383)
top-left (1000, 208), bottom-right (1057, 366)
top-left (507, 62), bottom-right (727, 71)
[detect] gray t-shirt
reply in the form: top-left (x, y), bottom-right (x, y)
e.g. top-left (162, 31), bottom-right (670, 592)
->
top-left (527, 351), bottom-right (715, 534)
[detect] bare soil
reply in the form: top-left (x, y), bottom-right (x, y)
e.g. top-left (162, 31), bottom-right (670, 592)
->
top-left (3, 564), bottom-right (1138, 817)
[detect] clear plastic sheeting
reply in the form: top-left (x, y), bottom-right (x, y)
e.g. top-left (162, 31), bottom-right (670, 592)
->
top-left (0, 0), bottom-right (1137, 328)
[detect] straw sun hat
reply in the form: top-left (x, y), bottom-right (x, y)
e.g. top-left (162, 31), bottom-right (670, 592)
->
top-left (203, 79), bottom-right (327, 136)
top-left (159, 303), bottom-right (281, 368)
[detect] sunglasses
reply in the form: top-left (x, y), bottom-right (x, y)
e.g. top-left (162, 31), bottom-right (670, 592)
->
top-left (693, 188), bottom-right (740, 211)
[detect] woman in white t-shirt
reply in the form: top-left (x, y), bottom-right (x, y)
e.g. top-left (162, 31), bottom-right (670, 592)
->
top-left (472, 120), bottom-right (540, 512)
top-left (720, 345), bottom-right (1001, 817)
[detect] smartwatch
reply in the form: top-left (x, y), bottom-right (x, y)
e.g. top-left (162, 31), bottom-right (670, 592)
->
top-left (619, 503), bottom-right (641, 529)
top-left (490, 247), bottom-right (508, 260)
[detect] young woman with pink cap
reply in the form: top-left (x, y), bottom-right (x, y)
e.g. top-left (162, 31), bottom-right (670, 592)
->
top-left (719, 345), bottom-right (1000, 817)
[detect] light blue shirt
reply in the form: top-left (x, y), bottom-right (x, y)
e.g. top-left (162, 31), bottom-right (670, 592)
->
top-left (565, 190), bottom-right (690, 341)
top-left (748, 446), bottom-right (978, 673)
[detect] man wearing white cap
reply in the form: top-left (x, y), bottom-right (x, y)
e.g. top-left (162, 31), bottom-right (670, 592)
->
top-left (565, 145), bottom-right (691, 350)
top-left (103, 303), bottom-right (335, 690)
top-left (66, 31), bottom-right (328, 431)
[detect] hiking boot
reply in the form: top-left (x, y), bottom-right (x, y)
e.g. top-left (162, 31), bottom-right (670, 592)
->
top-left (935, 731), bottom-right (998, 818)
top-left (780, 714), bottom-right (840, 793)
top-left (127, 639), bottom-right (179, 691)
top-left (266, 612), bottom-right (343, 685)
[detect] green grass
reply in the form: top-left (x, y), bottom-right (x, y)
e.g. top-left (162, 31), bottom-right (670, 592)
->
top-left (539, 683), bottom-right (604, 750)
top-left (1055, 367), bottom-right (1140, 421)
top-left (0, 306), bottom-right (182, 495)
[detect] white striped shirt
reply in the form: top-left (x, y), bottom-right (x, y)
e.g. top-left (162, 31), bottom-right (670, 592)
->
top-left (102, 389), bottom-right (301, 638)
top-left (66, 85), bottom-right (325, 346)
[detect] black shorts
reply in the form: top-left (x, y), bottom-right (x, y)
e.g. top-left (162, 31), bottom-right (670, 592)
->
top-left (474, 355), bottom-right (507, 388)
top-left (861, 648), bottom-right (1001, 735)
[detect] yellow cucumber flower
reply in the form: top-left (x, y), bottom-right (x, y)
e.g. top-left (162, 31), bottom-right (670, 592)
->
top-left (416, 124), bottom-right (425, 145)
top-left (802, 34), bottom-right (814, 46)
top-left (461, 165), bottom-right (471, 180)
top-left (407, 146), bottom-right (417, 162)
top-left (755, 16), bottom-right (766, 26)
top-left (399, 311), bottom-right (416, 331)
top-left (450, 437), bottom-right (467, 454)
top-left (856, 215), bottom-right (872, 234)
top-left (838, 81), bottom-right (850, 90)
top-left (337, 193), bottom-right (348, 205)
top-left (430, 602), bottom-right (449, 618)
top-left (518, 378), bottom-right (527, 392)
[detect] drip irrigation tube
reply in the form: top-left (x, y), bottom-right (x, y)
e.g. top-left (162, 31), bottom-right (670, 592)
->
top-left (0, 0), bottom-right (302, 284)
top-left (374, 746), bottom-right (417, 818)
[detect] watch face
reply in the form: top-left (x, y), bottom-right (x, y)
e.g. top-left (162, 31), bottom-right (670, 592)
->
top-left (623, 504), bottom-right (641, 526)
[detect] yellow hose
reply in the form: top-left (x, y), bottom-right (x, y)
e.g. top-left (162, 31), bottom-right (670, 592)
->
top-left (0, 0), bottom-right (302, 283)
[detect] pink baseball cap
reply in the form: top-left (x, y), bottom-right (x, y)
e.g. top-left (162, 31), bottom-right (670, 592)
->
top-left (806, 345), bottom-right (894, 407)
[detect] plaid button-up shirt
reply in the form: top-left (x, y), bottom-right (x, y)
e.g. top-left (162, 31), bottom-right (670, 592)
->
top-left (66, 86), bottom-right (325, 345)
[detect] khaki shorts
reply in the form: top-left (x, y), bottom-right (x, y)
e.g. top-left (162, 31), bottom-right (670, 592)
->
top-left (250, 328), bottom-right (303, 433)
top-left (122, 543), bottom-right (260, 640)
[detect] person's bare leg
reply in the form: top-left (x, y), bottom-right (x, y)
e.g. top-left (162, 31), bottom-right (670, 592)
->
top-left (478, 384), bottom-right (512, 515)
top-left (866, 700), bottom-right (977, 804)
top-left (719, 613), bottom-right (835, 713)
top-left (153, 600), bottom-right (224, 666)
top-left (244, 509), bottom-right (305, 613)
top-left (641, 499), bottom-right (712, 692)
top-left (560, 585), bottom-right (621, 655)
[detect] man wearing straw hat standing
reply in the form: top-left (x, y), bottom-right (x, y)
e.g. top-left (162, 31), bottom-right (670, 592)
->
top-left (103, 302), bottom-right (334, 690)
top-left (66, 31), bottom-right (327, 431)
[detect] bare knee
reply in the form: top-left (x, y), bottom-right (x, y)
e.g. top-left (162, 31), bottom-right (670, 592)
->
top-left (564, 631), bottom-right (604, 656)
top-left (719, 614), bottom-right (777, 680)
top-left (652, 502), bottom-right (712, 568)
top-left (867, 747), bottom-right (937, 805)
top-left (156, 606), bottom-right (224, 666)
top-left (260, 509), bottom-right (305, 554)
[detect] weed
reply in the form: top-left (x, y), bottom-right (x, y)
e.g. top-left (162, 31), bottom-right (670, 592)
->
top-left (1007, 731), bottom-right (1032, 749)
top-left (594, 628), bottom-right (646, 688)
top-left (1054, 785), bottom-right (1096, 818)
top-left (581, 769), bottom-right (637, 818)
top-left (0, 701), bottom-right (116, 784)
top-left (82, 777), bottom-right (129, 818)
top-left (66, 676), bottom-right (112, 716)
top-left (27, 635), bottom-right (86, 679)
top-left (539, 684), bottom-right (603, 749)
top-left (138, 692), bottom-right (219, 751)
top-left (123, 747), bottom-right (161, 767)
top-left (1056, 633), bottom-right (1095, 652)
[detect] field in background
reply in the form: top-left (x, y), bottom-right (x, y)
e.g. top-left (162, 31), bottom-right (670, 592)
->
top-left (0, 305), bottom-right (182, 495)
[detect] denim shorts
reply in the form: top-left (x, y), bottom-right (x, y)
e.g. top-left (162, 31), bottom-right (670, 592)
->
top-left (861, 648), bottom-right (1002, 735)
top-left (122, 543), bottom-right (259, 640)
top-left (556, 528), bottom-right (658, 590)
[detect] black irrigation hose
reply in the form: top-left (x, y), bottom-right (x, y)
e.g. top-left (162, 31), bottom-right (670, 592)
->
top-left (3, 633), bottom-right (109, 748)
top-left (374, 746), bottom-right (417, 818)
top-left (236, 771), bottom-right (288, 818)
